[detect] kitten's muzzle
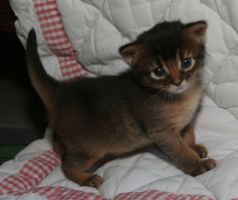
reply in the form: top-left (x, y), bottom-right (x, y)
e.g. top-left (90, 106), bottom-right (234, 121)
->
top-left (172, 79), bottom-right (182, 86)
top-left (168, 81), bottom-right (189, 94)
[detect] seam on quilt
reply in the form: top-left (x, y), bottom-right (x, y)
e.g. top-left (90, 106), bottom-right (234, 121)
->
top-left (163, 0), bottom-right (174, 21)
top-left (33, 0), bottom-right (87, 80)
top-left (104, 1), bottom-right (134, 44)
top-left (147, 0), bottom-right (155, 25)
top-left (103, 1), bottom-right (132, 45)
top-left (104, 0), bottom-right (114, 25)
top-left (212, 78), bottom-right (238, 85)
top-left (129, 0), bottom-right (140, 28)
top-left (78, 0), bottom-right (132, 50)
top-left (208, 43), bottom-right (238, 82)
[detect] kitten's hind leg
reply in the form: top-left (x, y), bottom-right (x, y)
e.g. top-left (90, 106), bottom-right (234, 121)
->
top-left (181, 123), bottom-right (208, 158)
top-left (53, 132), bottom-right (63, 157)
top-left (62, 153), bottom-right (103, 188)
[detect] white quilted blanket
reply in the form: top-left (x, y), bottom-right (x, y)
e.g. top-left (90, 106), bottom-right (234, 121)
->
top-left (1, 0), bottom-right (238, 199)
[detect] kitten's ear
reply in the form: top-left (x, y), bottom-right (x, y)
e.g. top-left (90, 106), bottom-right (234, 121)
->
top-left (119, 43), bottom-right (144, 66)
top-left (183, 21), bottom-right (207, 45)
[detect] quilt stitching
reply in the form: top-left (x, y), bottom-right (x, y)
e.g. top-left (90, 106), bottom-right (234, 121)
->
top-left (201, 0), bottom-right (238, 35)
top-left (197, 0), bottom-right (238, 119)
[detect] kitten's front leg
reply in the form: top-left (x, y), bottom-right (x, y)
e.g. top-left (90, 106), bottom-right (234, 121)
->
top-left (181, 123), bottom-right (208, 158)
top-left (151, 130), bottom-right (216, 176)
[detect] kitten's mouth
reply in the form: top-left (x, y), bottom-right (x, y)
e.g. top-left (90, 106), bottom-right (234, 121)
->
top-left (168, 81), bottom-right (189, 94)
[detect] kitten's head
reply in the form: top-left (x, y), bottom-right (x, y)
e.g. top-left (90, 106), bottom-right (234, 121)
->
top-left (119, 21), bottom-right (207, 94)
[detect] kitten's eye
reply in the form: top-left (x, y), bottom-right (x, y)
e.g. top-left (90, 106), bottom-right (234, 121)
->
top-left (181, 58), bottom-right (194, 71)
top-left (151, 67), bottom-right (167, 80)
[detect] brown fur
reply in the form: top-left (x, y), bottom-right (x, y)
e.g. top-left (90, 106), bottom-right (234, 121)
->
top-left (26, 21), bottom-right (216, 188)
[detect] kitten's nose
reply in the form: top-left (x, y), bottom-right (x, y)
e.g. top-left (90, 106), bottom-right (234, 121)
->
top-left (173, 79), bottom-right (182, 86)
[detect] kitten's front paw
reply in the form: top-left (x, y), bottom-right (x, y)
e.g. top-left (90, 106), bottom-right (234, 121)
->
top-left (192, 144), bottom-right (208, 158)
top-left (191, 158), bottom-right (216, 176)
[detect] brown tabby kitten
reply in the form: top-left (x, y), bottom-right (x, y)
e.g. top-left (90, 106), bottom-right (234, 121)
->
top-left (26, 21), bottom-right (216, 188)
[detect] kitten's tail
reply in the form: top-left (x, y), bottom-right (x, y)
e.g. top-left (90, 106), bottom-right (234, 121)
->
top-left (26, 29), bottom-right (58, 111)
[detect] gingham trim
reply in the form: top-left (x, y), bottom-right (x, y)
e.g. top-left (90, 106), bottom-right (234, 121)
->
top-left (34, 187), bottom-right (215, 200)
top-left (113, 190), bottom-right (214, 200)
top-left (0, 150), bottom-right (216, 200)
top-left (33, 0), bottom-right (87, 80)
top-left (0, 150), bottom-right (60, 196)
top-left (34, 186), bottom-right (107, 200)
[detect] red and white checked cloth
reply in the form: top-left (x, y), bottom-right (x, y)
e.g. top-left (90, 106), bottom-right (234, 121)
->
top-left (0, 151), bottom-right (60, 196)
top-left (34, 0), bottom-right (87, 80)
top-left (0, 150), bottom-right (215, 200)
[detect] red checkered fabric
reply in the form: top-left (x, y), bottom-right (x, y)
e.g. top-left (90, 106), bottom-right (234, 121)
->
top-left (0, 150), bottom-right (215, 200)
top-left (0, 150), bottom-right (60, 196)
top-left (35, 186), bottom-right (107, 200)
top-left (114, 190), bottom-right (214, 200)
top-left (33, 0), bottom-right (87, 80)
top-left (34, 187), bottom-right (215, 200)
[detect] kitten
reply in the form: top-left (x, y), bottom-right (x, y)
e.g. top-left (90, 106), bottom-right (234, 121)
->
top-left (26, 21), bottom-right (216, 188)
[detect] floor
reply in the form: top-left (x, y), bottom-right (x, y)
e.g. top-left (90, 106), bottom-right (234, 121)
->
top-left (0, 32), bottom-right (46, 163)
